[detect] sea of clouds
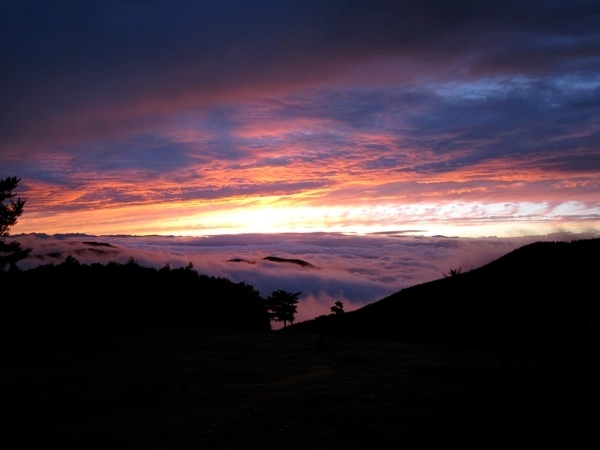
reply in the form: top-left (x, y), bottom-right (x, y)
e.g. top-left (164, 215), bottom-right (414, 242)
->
top-left (13, 231), bottom-right (598, 325)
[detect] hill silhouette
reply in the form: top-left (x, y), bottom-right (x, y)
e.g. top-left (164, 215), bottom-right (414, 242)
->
top-left (287, 238), bottom-right (600, 365)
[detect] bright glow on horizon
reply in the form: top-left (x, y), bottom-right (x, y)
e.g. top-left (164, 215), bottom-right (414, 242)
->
top-left (13, 196), bottom-right (600, 239)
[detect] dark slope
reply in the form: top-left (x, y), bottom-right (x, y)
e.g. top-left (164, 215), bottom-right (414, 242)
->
top-left (287, 238), bottom-right (600, 364)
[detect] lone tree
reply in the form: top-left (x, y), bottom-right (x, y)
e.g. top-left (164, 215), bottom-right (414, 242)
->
top-left (0, 177), bottom-right (31, 273)
top-left (266, 289), bottom-right (300, 328)
top-left (330, 300), bottom-right (345, 315)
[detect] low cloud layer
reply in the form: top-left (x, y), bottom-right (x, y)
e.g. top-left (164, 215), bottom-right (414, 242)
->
top-left (13, 231), bottom-right (598, 324)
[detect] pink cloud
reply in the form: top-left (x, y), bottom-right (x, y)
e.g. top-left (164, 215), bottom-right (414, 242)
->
top-left (12, 231), bottom-right (599, 325)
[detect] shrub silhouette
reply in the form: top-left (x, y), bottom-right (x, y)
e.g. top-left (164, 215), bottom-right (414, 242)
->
top-left (442, 266), bottom-right (462, 278)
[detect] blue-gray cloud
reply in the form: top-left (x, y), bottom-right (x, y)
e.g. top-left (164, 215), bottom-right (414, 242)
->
top-left (2, 1), bottom-right (599, 147)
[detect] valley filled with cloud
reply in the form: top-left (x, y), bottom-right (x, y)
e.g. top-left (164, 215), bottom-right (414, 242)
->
top-left (14, 231), bottom-right (596, 324)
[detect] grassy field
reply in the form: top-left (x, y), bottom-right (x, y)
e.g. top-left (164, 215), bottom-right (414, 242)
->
top-left (1, 327), bottom-right (598, 449)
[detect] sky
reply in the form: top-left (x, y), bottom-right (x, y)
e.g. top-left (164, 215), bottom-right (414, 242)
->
top-left (1, 0), bottom-right (600, 238)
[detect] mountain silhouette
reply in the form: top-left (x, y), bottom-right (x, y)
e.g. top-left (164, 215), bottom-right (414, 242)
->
top-left (225, 255), bottom-right (318, 268)
top-left (287, 238), bottom-right (600, 365)
top-left (263, 255), bottom-right (319, 269)
top-left (227, 258), bottom-right (256, 264)
top-left (29, 240), bottom-right (120, 263)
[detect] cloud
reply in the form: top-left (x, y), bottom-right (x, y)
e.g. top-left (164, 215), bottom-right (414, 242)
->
top-left (12, 231), bottom-right (599, 325)
top-left (3, 1), bottom-right (599, 150)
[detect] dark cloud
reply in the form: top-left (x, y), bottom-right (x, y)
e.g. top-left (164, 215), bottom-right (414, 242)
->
top-left (3, 1), bottom-right (599, 148)
top-left (79, 137), bottom-right (199, 172)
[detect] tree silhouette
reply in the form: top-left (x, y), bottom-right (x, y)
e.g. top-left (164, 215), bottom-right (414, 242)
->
top-left (0, 177), bottom-right (31, 273)
top-left (266, 289), bottom-right (300, 327)
top-left (2, 256), bottom-right (271, 331)
top-left (330, 300), bottom-right (345, 315)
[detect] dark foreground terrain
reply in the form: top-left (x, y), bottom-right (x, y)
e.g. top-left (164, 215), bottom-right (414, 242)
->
top-left (1, 327), bottom-right (598, 449)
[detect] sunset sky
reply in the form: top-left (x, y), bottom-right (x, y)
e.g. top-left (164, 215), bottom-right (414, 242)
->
top-left (2, 1), bottom-right (600, 237)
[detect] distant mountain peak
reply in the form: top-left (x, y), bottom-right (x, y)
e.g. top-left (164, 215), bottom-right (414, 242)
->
top-left (263, 256), bottom-right (320, 269)
top-left (227, 258), bottom-right (256, 264)
top-left (82, 241), bottom-right (116, 248)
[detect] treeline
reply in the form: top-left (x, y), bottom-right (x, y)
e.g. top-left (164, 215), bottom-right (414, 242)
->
top-left (1, 256), bottom-right (272, 331)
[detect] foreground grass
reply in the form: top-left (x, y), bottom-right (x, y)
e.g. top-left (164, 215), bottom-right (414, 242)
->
top-left (1, 327), bottom-right (598, 449)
